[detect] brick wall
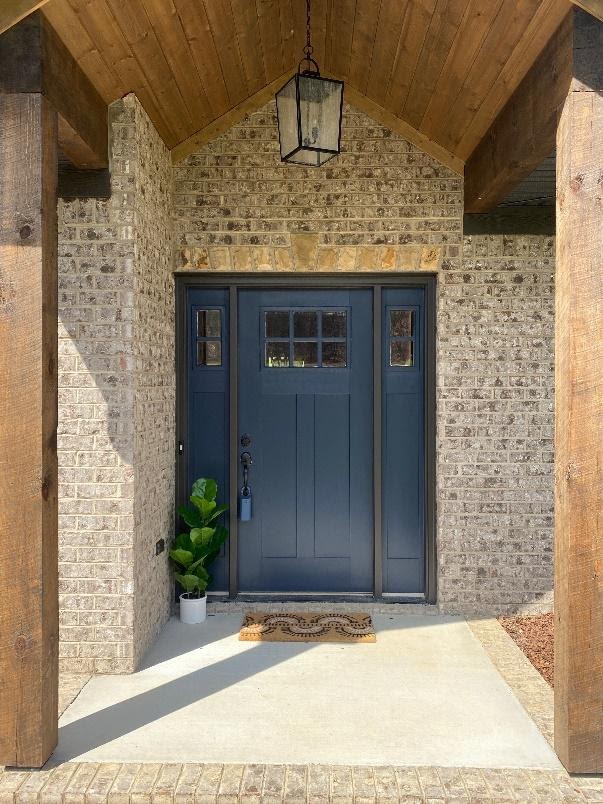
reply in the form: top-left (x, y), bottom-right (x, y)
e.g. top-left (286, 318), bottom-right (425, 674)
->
top-left (172, 100), bottom-right (554, 615)
top-left (438, 234), bottom-right (555, 614)
top-left (57, 95), bottom-right (174, 673)
top-left (57, 97), bottom-right (554, 673)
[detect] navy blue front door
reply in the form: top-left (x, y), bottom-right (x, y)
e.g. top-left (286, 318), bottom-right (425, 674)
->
top-left (238, 290), bottom-right (374, 593)
top-left (184, 284), bottom-right (427, 596)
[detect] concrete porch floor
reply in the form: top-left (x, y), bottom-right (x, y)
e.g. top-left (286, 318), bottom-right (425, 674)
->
top-left (50, 613), bottom-right (559, 770)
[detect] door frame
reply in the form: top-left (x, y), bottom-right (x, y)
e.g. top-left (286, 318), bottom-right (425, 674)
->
top-left (175, 273), bottom-right (437, 603)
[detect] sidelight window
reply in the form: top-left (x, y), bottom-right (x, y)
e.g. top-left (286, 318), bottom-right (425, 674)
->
top-left (389, 308), bottom-right (415, 367)
top-left (195, 308), bottom-right (223, 366)
top-left (264, 308), bottom-right (348, 368)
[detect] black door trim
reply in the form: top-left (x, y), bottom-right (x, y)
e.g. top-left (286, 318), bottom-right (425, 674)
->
top-left (175, 272), bottom-right (437, 604)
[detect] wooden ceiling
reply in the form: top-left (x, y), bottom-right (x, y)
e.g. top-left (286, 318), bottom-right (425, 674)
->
top-left (37, 0), bottom-right (571, 167)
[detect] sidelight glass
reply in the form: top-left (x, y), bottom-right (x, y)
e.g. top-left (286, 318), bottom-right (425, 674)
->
top-left (390, 309), bottom-right (414, 337)
top-left (197, 340), bottom-right (222, 366)
top-left (196, 308), bottom-right (223, 367)
top-left (197, 309), bottom-right (221, 337)
top-left (390, 339), bottom-right (413, 367)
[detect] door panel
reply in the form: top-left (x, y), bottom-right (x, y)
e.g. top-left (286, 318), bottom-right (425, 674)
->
top-left (382, 288), bottom-right (426, 594)
top-left (237, 289), bottom-right (373, 593)
top-left (184, 283), bottom-right (428, 597)
top-left (186, 288), bottom-right (229, 592)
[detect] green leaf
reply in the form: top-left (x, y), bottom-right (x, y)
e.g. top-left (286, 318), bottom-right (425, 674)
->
top-left (203, 478), bottom-right (217, 501)
top-left (191, 477), bottom-right (218, 503)
top-left (189, 526), bottom-right (215, 550)
top-left (174, 532), bottom-right (193, 551)
top-left (178, 504), bottom-right (203, 529)
top-left (206, 503), bottom-right (229, 523)
top-left (190, 495), bottom-right (206, 512)
top-left (175, 573), bottom-right (200, 594)
top-left (169, 548), bottom-right (194, 568)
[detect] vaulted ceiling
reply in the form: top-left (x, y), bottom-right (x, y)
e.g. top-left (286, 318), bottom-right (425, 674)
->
top-left (39, 0), bottom-right (570, 166)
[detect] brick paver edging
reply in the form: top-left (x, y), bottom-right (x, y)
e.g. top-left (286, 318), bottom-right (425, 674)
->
top-left (3, 618), bottom-right (603, 802)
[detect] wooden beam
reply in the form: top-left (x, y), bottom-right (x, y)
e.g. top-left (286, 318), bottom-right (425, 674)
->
top-left (555, 7), bottom-right (603, 774)
top-left (0, 12), bottom-right (108, 168)
top-left (171, 70), bottom-right (292, 162)
top-left (571, 0), bottom-right (603, 23)
top-left (0, 0), bottom-right (50, 35)
top-left (0, 92), bottom-right (59, 768)
top-left (464, 13), bottom-right (573, 212)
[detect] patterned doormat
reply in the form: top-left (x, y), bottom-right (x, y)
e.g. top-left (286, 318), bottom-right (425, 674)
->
top-left (239, 611), bottom-right (376, 643)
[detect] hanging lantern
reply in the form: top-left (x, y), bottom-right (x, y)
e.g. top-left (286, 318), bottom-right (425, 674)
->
top-left (276, 0), bottom-right (343, 166)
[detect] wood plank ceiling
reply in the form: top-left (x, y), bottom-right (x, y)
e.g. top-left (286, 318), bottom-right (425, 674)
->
top-left (41, 0), bottom-right (571, 166)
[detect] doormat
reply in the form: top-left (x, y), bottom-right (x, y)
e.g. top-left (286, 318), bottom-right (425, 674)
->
top-left (239, 612), bottom-right (376, 643)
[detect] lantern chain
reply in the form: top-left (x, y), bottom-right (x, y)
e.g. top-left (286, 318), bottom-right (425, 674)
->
top-left (303, 0), bottom-right (313, 60)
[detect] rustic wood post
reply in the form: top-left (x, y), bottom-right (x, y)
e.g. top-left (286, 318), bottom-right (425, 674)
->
top-left (555, 6), bottom-right (603, 774)
top-left (0, 12), bottom-right (106, 768)
top-left (0, 93), bottom-right (59, 767)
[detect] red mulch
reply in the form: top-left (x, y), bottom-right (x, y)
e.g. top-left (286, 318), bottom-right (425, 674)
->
top-left (498, 613), bottom-right (554, 687)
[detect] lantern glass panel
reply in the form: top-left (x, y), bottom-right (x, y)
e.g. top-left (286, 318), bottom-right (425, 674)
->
top-left (275, 76), bottom-right (299, 160)
top-left (298, 75), bottom-right (342, 154)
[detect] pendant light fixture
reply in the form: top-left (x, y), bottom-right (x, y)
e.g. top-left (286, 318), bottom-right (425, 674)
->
top-left (275, 0), bottom-right (344, 166)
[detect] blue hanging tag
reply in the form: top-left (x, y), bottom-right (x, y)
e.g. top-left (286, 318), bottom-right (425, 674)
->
top-left (239, 487), bottom-right (252, 521)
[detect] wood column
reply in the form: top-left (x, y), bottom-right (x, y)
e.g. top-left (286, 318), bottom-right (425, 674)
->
top-left (555, 7), bottom-right (603, 774)
top-left (0, 93), bottom-right (59, 767)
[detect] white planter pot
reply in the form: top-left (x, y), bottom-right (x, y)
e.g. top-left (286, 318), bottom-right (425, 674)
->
top-left (179, 593), bottom-right (207, 624)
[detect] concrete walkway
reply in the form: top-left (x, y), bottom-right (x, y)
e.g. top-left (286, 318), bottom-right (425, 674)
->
top-left (50, 613), bottom-right (559, 769)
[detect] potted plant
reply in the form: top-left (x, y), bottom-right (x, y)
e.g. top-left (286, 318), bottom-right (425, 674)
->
top-left (170, 477), bottom-right (229, 624)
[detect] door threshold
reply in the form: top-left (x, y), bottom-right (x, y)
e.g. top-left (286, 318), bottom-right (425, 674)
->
top-left (207, 591), bottom-right (427, 604)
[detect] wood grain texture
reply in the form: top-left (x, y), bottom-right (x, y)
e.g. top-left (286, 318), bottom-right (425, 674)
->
top-left (0, 93), bottom-right (59, 769)
top-left (455, 0), bottom-right (571, 159)
top-left (171, 70), bottom-right (292, 163)
top-left (41, 0), bottom-right (568, 166)
top-left (464, 14), bottom-right (573, 212)
top-left (0, 12), bottom-right (108, 168)
top-left (554, 7), bottom-right (603, 775)
top-left (571, 0), bottom-right (603, 22)
top-left (0, 0), bottom-right (49, 34)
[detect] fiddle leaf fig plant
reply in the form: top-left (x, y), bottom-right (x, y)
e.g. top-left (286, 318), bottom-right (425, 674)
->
top-left (170, 477), bottom-right (229, 598)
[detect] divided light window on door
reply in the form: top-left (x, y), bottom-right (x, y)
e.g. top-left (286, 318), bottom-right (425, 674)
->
top-left (264, 308), bottom-right (348, 368)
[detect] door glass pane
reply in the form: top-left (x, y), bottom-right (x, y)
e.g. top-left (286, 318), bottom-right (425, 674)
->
top-left (322, 341), bottom-right (347, 367)
top-left (322, 311), bottom-right (346, 338)
top-left (293, 341), bottom-right (319, 367)
top-left (265, 341), bottom-right (290, 367)
top-left (390, 309), bottom-right (414, 337)
top-left (265, 311), bottom-right (289, 338)
top-left (293, 311), bottom-right (318, 337)
top-left (197, 309), bottom-right (221, 337)
top-left (197, 340), bottom-right (222, 366)
top-left (390, 340), bottom-right (413, 367)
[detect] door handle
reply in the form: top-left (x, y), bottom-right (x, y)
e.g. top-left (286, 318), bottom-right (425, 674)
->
top-left (240, 451), bottom-right (253, 492)
top-left (240, 451), bottom-right (253, 521)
